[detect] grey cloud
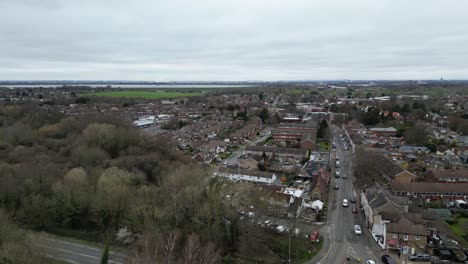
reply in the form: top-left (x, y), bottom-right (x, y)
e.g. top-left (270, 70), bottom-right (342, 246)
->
top-left (0, 0), bottom-right (467, 80)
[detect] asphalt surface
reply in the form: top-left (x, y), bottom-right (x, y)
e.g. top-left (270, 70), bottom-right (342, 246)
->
top-left (309, 125), bottom-right (383, 264)
top-left (36, 237), bottom-right (126, 264)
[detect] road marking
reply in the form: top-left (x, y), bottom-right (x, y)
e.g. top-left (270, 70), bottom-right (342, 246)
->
top-left (366, 245), bottom-right (381, 262)
top-left (316, 224), bottom-right (336, 264)
top-left (347, 244), bottom-right (359, 260)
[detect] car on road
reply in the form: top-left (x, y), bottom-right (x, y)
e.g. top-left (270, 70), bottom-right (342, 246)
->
top-left (342, 199), bottom-right (349, 207)
top-left (335, 160), bottom-right (340, 168)
top-left (223, 161), bottom-right (228, 165)
top-left (409, 253), bottom-right (431, 262)
top-left (263, 219), bottom-right (272, 226)
top-left (350, 196), bottom-right (356, 203)
top-left (381, 254), bottom-right (396, 264)
top-left (310, 231), bottom-right (320, 242)
top-left (354, 225), bottom-right (362, 235)
top-left (336, 169), bottom-right (340, 177)
top-left (334, 184), bottom-right (339, 190)
top-left (352, 205), bottom-right (358, 213)
top-left (366, 261), bottom-right (376, 264)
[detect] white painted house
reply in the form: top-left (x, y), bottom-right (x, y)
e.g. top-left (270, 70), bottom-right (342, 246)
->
top-left (216, 167), bottom-right (277, 185)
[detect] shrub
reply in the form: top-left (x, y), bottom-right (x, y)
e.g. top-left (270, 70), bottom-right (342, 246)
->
top-left (445, 219), bottom-right (458, 225)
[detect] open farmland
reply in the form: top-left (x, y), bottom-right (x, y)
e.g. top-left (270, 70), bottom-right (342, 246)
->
top-left (81, 90), bottom-right (201, 99)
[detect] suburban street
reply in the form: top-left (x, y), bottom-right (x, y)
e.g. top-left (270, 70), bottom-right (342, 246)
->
top-left (310, 124), bottom-right (382, 264)
top-left (36, 237), bottom-right (126, 264)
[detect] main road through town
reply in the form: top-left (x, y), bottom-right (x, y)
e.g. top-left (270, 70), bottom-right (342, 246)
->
top-left (308, 125), bottom-right (382, 264)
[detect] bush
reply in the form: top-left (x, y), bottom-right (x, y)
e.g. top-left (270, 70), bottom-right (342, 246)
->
top-left (445, 219), bottom-right (458, 225)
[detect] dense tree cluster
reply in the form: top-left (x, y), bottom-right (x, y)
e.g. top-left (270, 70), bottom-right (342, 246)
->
top-left (0, 104), bottom-right (238, 263)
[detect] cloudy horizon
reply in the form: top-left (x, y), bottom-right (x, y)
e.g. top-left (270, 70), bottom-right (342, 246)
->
top-left (1, 0), bottom-right (467, 81)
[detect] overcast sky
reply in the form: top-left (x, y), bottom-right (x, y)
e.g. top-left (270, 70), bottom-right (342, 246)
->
top-left (1, 0), bottom-right (467, 81)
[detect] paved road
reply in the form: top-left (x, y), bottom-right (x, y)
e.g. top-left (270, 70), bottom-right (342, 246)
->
top-left (36, 237), bottom-right (126, 264)
top-left (309, 125), bottom-right (382, 264)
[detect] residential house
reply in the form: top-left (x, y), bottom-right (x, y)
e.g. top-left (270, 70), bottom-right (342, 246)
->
top-left (244, 146), bottom-right (308, 162)
top-left (216, 167), bottom-right (277, 185)
top-left (399, 146), bottom-right (430, 155)
top-left (300, 132), bottom-right (316, 150)
top-left (386, 213), bottom-right (427, 252)
top-left (374, 154), bottom-right (417, 183)
top-left (310, 169), bottom-right (329, 201)
top-left (455, 136), bottom-right (468, 147)
top-left (390, 182), bottom-right (468, 200)
top-left (239, 156), bottom-right (261, 170)
top-left (426, 169), bottom-right (468, 183)
top-left (272, 123), bottom-right (317, 147)
top-left (193, 150), bottom-right (216, 164)
top-left (267, 191), bottom-right (305, 218)
top-left (303, 151), bottom-right (331, 176)
top-left (369, 127), bottom-right (397, 137)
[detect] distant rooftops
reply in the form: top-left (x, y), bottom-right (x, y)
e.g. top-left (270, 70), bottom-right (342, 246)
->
top-left (370, 127), bottom-right (397, 132)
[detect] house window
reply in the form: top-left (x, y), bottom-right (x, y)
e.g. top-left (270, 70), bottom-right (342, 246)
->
top-left (403, 234), bottom-right (409, 241)
top-left (392, 233), bottom-right (397, 239)
top-left (415, 236), bottom-right (420, 241)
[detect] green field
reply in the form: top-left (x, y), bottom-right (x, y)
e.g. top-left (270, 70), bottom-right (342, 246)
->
top-left (81, 90), bottom-right (201, 99)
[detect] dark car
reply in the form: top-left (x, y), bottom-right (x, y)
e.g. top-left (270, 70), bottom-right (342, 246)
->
top-left (352, 205), bottom-right (358, 213)
top-left (381, 255), bottom-right (396, 264)
top-left (409, 253), bottom-right (431, 262)
top-left (350, 196), bottom-right (356, 203)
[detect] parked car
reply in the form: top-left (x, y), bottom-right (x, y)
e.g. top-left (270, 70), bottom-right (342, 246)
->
top-left (343, 199), bottom-right (349, 207)
top-left (366, 261), bottom-right (376, 264)
top-left (350, 196), bottom-right (356, 203)
top-left (381, 254), bottom-right (396, 264)
top-left (310, 231), bottom-right (320, 242)
top-left (352, 205), bottom-right (358, 213)
top-left (409, 253), bottom-right (431, 262)
top-left (334, 184), bottom-right (339, 190)
top-left (263, 219), bottom-right (272, 226)
top-left (354, 225), bottom-right (362, 235)
top-left (276, 225), bottom-right (287, 233)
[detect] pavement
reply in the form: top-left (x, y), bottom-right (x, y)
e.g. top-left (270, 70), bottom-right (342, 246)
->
top-left (308, 125), bottom-right (384, 264)
top-left (36, 237), bottom-right (126, 264)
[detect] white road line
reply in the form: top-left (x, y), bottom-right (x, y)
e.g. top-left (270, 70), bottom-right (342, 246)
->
top-left (37, 243), bottom-right (122, 264)
top-left (366, 245), bottom-right (381, 262)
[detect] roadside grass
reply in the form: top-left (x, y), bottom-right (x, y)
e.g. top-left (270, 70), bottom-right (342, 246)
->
top-left (80, 90), bottom-right (201, 99)
top-left (255, 230), bottom-right (322, 263)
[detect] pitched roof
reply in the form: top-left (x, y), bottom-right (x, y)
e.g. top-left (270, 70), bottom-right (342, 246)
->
top-left (429, 169), bottom-right (468, 179)
top-left (399, 145), bottom-right (430, 154)
top-left (386, 214), bottom-right (426, 236)
top-left (370, 127), bottom-right (397, 132)
top-left (390, 182), bottom-right (468, 195)
top-left (218, 167), bottom-right (276, 179)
